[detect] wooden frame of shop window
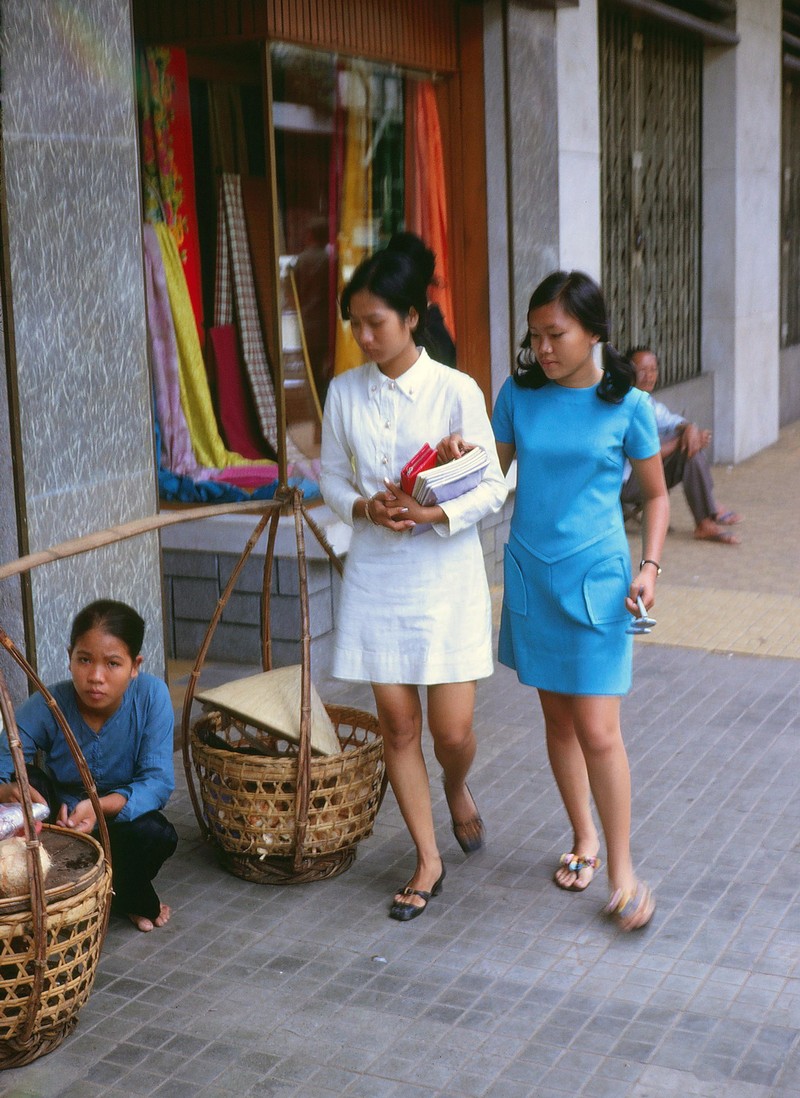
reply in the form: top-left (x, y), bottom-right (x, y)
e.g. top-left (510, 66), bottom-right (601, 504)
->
top-left (133, 0), bottom-right (492, 406)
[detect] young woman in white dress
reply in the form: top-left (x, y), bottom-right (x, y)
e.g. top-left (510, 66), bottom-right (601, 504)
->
top-left (320, 247), bottom-right (507, 920)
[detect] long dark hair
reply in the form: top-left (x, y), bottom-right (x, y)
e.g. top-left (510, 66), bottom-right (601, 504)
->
top-left (514, 270), bottom-right (634, 403)
top-left (69, 600), bottom-right (145, 658)
top-left (340, 249), bottom-right (428, 346)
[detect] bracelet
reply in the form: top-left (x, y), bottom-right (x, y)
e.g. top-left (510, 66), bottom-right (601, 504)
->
top-left (364, 498), bottom-right (376, 525)
top-left (639, 558), bottom-right (662, 576)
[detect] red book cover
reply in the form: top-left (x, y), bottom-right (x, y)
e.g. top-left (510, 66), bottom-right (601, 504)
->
top-left (400, 443), bottom-right (438, 494)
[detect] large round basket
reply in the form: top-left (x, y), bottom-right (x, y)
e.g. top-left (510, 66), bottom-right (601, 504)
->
top-left (191, 704), bottom-right (385, 884)
top-left (0, 826), bottom-right (111, 1069)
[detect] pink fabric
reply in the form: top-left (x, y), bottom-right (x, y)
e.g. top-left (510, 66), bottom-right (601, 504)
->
top-left (143, 222), bottom-right (209, 478)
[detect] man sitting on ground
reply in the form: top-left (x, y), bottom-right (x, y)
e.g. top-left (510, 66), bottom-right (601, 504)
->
top-left (621, 347), bottom-right (742, 545)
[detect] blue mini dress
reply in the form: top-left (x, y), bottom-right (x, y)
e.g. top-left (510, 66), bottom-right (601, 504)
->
top-left (492, 377), bottom-right (659, 696)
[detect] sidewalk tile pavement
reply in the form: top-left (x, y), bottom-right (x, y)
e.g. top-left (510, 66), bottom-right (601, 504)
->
top-left (0, 425), bottom-right (798, 1097)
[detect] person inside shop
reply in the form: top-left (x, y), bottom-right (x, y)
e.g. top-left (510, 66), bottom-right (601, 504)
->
top-left (621, 346), bottom-right (742, 544)
top-left (320, 246), bottom-right (507, 921)
top-left (0, 599), bottom-right (177, 933)
top-left (293, 216), bottom-right (334, 404)
top-left (438, 271), bottom-right (669, 931)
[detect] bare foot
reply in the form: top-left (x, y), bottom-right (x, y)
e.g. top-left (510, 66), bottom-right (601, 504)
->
top-left (554, 851), bottom-right (601, 891)
top-left (605, 881), bottom-right (655, 931)
top-left (128, 903), bottom-right (171, 932)
top-left (392, 857), bottom-right (443, 913)
top-left (693, 518), bottom-right (739, 545)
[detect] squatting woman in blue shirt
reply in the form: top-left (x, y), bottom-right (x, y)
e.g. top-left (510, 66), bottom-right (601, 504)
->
top-left (0, 600), bottom-right (177, 933)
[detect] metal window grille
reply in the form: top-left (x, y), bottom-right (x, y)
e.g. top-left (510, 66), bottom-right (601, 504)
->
top-left (781, 75), bottom-right (800, 347)
top-left (600, 6), bottom-right (703, 386)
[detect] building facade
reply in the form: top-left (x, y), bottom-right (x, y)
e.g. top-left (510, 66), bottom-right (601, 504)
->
top-left (0, 0), bottom-right (795, 688)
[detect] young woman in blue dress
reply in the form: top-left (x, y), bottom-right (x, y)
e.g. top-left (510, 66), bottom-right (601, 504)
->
top-left (0, 600), bottom-right (177, 932)
top-left (320, 248), bottom-right (508, 921)
top-left (440, 271), bottom-right (669, 930)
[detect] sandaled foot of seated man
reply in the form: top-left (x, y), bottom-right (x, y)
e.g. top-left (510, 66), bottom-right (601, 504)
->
top-left (693, 517), bottom-right (740, 545)
top-left (714, 508), bottom-right (742, 526)
top-left (443, 780), bottom-right (485, 854)
top-left (604, 881), bottom-right (655, 931)
top-left (389, 862), bottom-right (446, 922)
top-left (554, 852), bottom-right (602, 892)
top-left (128, 902), bottom-right (171, 933)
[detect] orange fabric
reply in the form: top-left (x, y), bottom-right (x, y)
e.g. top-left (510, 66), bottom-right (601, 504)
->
top-left (405, 82), bottom-right (455, 341)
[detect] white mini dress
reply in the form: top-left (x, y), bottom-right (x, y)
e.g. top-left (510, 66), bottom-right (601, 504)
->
top-left (319, 351), bottom-right (508, 684)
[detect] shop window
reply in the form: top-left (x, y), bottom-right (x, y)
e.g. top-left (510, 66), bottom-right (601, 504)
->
top-left (136, 41), bottom-right (453, 503)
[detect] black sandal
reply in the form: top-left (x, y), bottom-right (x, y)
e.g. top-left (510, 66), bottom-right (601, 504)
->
top-left (389, 866), bottom-right (446, 922)
top-left (445, 782), bottom-right (485, 854)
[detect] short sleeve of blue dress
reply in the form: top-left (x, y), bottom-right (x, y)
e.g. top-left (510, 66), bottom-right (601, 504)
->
top-left (492, 377), bottom-right (659, 696)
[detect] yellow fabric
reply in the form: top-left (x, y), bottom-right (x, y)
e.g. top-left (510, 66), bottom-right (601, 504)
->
top-left (154, 222), bottom-right (257, 469)
top-left (334, 66), bottom-right (372, 377)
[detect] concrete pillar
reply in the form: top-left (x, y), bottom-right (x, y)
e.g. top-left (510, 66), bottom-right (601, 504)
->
top-left (505, 2), bottom-right (560, 352)
top-left (483, 0), bottom-right (513, 402)
top-left (702, 0), bottom-right (782, 462)
top-left (556, 0), bottom-right (602, 281)
top-left (0, 1), bottom-right (164, 683)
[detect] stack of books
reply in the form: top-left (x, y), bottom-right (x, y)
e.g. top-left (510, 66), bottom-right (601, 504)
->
top-left (411, 446), bottom-right (489, 505)
top-left (400, 444), bottom-right (489, 534)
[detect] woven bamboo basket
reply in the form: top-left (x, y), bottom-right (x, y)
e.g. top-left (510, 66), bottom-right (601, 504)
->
top-left (182, 490), bottom-right (387, 884)
top-left (0, 826), bottom-right (111, 1068)
top-left (191, 704), bottom-right (385, 883)
top-left (0, 658), bottom-right (112, 1069)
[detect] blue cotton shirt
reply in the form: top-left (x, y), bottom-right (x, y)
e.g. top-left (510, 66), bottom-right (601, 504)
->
top-left (492, 377), bottom-right (659, 563)
top-left (0, 673), bottom-right (174, 823)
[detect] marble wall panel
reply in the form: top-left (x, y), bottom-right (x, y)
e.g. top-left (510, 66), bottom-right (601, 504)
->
top-left (506, 4), bottom-right (560, 341)
top-left (0, 0), bottom-right (163, 683)
top-left (0, 276), bottom-right (28, 703)
top-left (1, 0), bottom-right (136, 142)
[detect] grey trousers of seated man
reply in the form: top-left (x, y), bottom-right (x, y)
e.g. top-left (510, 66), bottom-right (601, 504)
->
top-left (621, 448), bottom-right (718, 525)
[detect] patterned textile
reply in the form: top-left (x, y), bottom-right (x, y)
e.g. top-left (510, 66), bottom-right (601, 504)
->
top-left (405, 81), bottom-right (455, 341)
top-left (138, 46), bottom-right (205, 341)
top-left (214, 173), bottom-right (307, 467)
top-left (215, 173), bottom-right (280, 453)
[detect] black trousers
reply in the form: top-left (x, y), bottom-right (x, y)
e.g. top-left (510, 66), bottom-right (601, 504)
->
top-left (26, 766), bottom-right (178, 921)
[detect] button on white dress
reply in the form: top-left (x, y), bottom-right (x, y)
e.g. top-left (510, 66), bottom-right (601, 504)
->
top-left (320, 351), bottom-right (508, 684)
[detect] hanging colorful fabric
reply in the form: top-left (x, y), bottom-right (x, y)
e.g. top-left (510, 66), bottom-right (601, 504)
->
top-left (138, 46), bottom-right (205, 343)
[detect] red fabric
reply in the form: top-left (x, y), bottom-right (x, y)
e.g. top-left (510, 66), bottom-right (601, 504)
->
top-left (207, 325), bottom-right (271, 460)
top-left (405, 81), bottom-right (455, 341)
top-left (139, 47), bottom-right (205, 343)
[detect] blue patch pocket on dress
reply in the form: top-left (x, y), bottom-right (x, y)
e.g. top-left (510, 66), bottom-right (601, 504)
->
top-left (582, 554), bottom-right (629, 625)
top-left (503, 545), bottom-right (527, 616)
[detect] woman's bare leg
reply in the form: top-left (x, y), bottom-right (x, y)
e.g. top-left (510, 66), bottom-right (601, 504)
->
top-left (427, 681), bottom-right (481, 838)
top-left (539, 689), bottom-right (600, 889)
top-left (545, 692), bottom-right (652, 927)
top-left (373, 683), bottom-right (442, 910)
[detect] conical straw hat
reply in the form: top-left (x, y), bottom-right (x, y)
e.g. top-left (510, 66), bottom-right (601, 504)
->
top-left (196, 665), bottom-right (340, 756)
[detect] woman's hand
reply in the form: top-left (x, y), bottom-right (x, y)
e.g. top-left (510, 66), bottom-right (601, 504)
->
top-left (381, 479), bottom-right (446, 530)
top-left (365, 484), bottom-right (415, 531)
top-left (435, 433), bottom-right (472, 463)
top-left (0, 782), bottom-right (47, 807)
top-left (625, 569), bottom-right (657, 615)
top-left (57, 799), bottom-right (97, 833)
